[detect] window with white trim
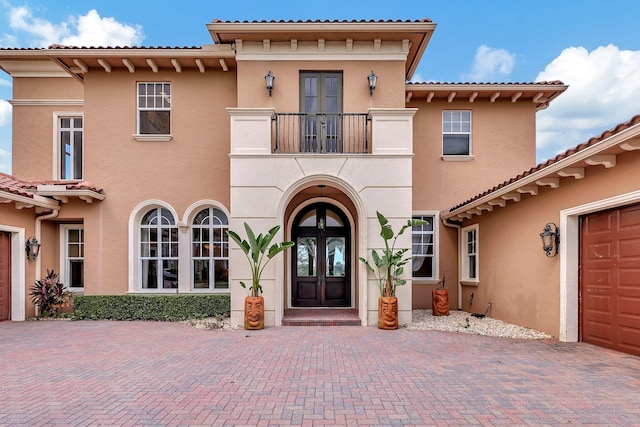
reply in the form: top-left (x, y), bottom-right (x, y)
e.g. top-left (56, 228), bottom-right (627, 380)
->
top-left (462, 224), bottom-right (479, 281)
top-left (140, 207), bottom-right (178, 289)
top-left (442, 110), bottom-right (471, 156)
top-left (137, 82), bottom-right (171, 135)
top-left (59, 116), bottom-right (83, 180)
top-left (412, 215), bottom-right (436, 279)
top-left (61, 225), bottom-right (84, 289)
top-left (192, 207), bottom-right (229, 291)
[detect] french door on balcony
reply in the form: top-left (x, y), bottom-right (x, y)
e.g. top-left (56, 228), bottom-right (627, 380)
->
top-left (300, 72), bottom-right (343, 153)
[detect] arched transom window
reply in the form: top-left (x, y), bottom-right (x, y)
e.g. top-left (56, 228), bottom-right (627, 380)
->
top-left (140, 207), bottom-right (178, 289)
top-left (192, 208), bottom-right (229, 290)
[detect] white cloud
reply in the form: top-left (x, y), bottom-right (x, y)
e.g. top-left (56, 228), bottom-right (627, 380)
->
top-left (536, 45), bottom-right (640, 162)
top-left (61, 9), bottom-right (143, 47)
top-left (463, 45), bottom-right (516, 82)
top-left (7, 6), bottom-right (143, 47)
top-left (0, 99), bottom-right (11, 126)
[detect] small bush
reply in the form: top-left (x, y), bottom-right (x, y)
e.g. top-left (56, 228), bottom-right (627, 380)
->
top-left (29, 270), bottom-right (73, 317)
top-left (72, 294), bottom-right (230, 321)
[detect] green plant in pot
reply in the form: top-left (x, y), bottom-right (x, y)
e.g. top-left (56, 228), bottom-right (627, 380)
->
top-left (359, 212), bottom-right (427, 329)
top-left (228, 223), bottom-right (294, 330)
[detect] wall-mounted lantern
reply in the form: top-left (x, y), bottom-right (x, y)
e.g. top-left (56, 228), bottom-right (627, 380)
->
top-left (540, 223), bottom-right (560, 257)
top-left (367, 70), bottom-right (377, 96)
top-left (25, 236), bottom-right (41, 261)
top-left (265, 70), bottom-right (275, 96)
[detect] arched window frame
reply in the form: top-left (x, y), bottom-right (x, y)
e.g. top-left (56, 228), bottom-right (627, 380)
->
top-left (139, 207), bottom-right (179, 290)
top-left (191, 207), bottom-right (229, 291)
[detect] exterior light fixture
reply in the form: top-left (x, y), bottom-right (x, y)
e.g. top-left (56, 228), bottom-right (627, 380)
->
top-left (265, 70), bottom-right (275, 96)
top-left (540, 223), bottom-right (559, 257)
top-left (318, 185), bottom-right (326, 230)
top-left (367, 70), bottom-right (377, 95)
top-left (25, 236), bottom-right (41, 261)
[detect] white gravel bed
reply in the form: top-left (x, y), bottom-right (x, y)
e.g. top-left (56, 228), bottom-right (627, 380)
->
top-left (405, 309), bottom-right (553, 339)
top-left (185, 310), bottom-right (553, 339)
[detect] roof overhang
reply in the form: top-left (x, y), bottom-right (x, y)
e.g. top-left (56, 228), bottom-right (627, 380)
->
top-left (0, 190), bottom-right (60, 212)
top-left (36, 184), bottom-right (106, 204)
top-left (0, 45), bottom-right (237, 82)
top-left (405, 82), bottom-right (568, 110)
top-left (443, 116), bottom-right (640, 223)
top-left (207, 19), bottom-right (436, 81)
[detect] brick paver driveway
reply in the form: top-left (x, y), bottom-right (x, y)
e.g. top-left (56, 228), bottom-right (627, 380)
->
top-left (1, 320), bottom-right (639, 426)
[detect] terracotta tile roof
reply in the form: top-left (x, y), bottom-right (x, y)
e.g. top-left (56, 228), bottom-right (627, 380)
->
top-left (407, 81), bottom-right (565, 86)
top-left (449, 114), bottom-right (640, 212)
top-left (210, 18), bottom-right (433, 23)
top-left (0, 173), bottom-right (104, 197)
top-left (0, 173), bottom-right (35, 198)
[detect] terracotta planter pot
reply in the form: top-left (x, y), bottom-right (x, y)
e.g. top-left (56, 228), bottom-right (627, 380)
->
top-left (244, 296), bottom-right (264, 330)
top-left (378, 296), bottom-right (398, 329)
top-left (432, 289), bottom-right (450, 316)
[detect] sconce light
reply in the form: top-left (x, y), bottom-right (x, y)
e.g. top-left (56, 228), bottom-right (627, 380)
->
top-left (25, 236), bottom-right (41, 261)
top-left (265, 70), bottom-right (275, 96)
top-left (317, 185), bottom-right (325, 230)
top-left (540, 223), bottom-right (560, 257)
top-left (367, 70), bottom-right (377, 95)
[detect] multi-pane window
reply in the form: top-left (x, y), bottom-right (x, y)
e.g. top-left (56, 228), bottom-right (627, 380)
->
top-left (412, 215), bottom-right (435, 279)
top-left (442, 110), bottom-right (472, 156)
top-left (64, 227), bottom-right (84, 289)
top-left (59, 117), bottom-right (83, 180)
top-left (137, 82), bottom-right (171, 135)
top-left (140, 208), bottom-right (178, 289)
top-left (192, 208), bottom-right (229, 290)
top-left (463, 225), bottom-right (479, 281)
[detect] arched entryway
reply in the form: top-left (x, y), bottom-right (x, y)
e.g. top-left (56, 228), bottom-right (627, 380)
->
top-left (291, 202), bottom-right (351, 307)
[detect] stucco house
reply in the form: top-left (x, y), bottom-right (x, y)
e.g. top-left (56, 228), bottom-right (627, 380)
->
top-left (1, 18), bottom-right (633, 355)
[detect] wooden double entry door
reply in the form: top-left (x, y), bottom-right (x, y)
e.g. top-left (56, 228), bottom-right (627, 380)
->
top-left (292, 203), bottom-right (351, 307)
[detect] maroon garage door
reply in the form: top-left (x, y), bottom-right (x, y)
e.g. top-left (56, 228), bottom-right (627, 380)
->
top-left (0, 231), bottom-right (10, 321)
top-left (580, 203), bottom-right (640, 356)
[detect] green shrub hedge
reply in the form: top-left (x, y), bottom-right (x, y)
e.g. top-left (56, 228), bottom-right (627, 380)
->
top-left (72, 294), bottom-right (230, 321)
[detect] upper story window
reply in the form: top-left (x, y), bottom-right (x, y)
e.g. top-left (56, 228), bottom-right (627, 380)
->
top-left (412, 214), bottom-right (436, 280)
top-left (139, 207), bottom-right (178, 289)
top-left (137, 82), bottom-right (171, 135)
top-left (192, 207), bottom-right (229, 291)
top-left (59, 116), bottom-right (83, 180)
top-left (442, 110), bottom-right (472, 157)
top-left (462, 224), bottom-right (479, 282)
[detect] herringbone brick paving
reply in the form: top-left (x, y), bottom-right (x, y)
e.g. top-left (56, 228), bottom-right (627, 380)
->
top-left (1, 321), bottom-right (639, 426)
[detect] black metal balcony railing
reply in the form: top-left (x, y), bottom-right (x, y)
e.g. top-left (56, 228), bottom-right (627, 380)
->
top-left (273, 113), bottom-right (369, 154)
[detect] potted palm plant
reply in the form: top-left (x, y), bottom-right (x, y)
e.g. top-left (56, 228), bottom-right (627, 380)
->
top-left (228, 223), bottom-right (294, 330)
top-left (359, 212), bottom-right (427, 329)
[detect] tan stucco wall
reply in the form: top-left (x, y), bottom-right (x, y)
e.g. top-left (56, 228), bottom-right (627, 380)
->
top-left (460, 149), bottom-right (640, 337)
top-left (79, 70), bottom-right (236, 294)
top-left (236, 60), bottom-right (406, 110)
top-left (11, 77), bottom-right (84, 180)
top-left (410, 99), bottom-right (537, 309)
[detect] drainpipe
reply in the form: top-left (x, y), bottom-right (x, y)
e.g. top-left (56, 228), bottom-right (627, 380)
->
top-left (34, 209), bottom-right (59, 282)
top-left (441, 215), bottom-right (462, 310)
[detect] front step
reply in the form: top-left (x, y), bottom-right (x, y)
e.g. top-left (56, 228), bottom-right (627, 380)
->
top-left (282, 309), bottom-right (361, 326)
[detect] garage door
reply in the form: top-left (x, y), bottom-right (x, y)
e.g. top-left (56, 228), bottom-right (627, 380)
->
top-left (580, 203), bottom-right (640, 356)
top-left (0, 231), bottom-right (10, 321)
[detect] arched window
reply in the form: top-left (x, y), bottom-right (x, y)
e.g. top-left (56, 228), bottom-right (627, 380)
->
top-left (192, 207), bottom-right (229, 290)
top-left (140, 207), bottom-right (178, 289)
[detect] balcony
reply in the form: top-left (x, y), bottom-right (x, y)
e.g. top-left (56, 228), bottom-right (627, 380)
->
top-left (273, 113), bottom-right (369, 154)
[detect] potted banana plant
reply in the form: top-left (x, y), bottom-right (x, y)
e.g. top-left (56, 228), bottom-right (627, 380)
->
top-left (228, 223), bottom-right (294, 330)
top-left (359, 212), bottom-right (427, 329)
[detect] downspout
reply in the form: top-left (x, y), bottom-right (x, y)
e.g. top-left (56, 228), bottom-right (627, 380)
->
top-left (441, 215), bottom-right (462, 310)
top-left (34, 209), bottom-right (60, 282)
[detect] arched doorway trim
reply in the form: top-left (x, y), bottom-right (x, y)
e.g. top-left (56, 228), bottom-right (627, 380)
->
top-left (275, 175), bottom-right (368, 326)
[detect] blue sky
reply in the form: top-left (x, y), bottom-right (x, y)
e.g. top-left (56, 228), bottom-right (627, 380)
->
top-left (1, 0), bottom-right (640, 174)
